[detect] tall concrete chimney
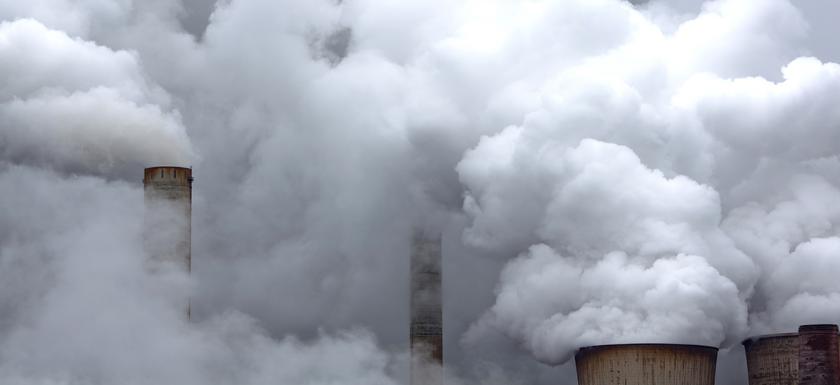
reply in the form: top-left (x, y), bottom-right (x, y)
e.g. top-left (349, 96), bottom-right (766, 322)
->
top-left (798, 324), bottom-right (840, 385)
top-left (143, 166), bottom-right (192, 316)
top-left (410, 229), bottom-right (442, 385)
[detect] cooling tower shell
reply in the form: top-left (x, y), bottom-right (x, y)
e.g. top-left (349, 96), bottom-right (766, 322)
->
top-left (575, 343), bottom-right (718, 385)
top-left (742, 333), bottom-right (799, 385)
top-left (798, 324), bottom-right (840, 385)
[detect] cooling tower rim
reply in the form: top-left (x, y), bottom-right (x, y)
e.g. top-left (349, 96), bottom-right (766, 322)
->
top-left (575, 343), bottom-right (718, 356)
top-left (741, 325), bottom-right (840, 346)
top-left (144, 166), bottom-right (192, 171)
top-left (741, 332), bottom-right (799, 347)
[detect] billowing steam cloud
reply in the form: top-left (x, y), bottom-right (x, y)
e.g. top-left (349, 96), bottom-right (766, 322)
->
top-left (0, 19), bottom-right (193, 177)
top-left (459, 139), bottom-right (752, 363)
top-left (0, 0), bottom-right (839, 384)
top-left (458, 0), bottom-right (840, 367)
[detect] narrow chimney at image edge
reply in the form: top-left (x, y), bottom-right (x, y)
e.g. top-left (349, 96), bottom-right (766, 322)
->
top-left (143, 166), bottom-right (193, 315)
top-left (410, 229), bottom-right (443, 385)
top-left (798, 324), bottom-right (840, 385)
top-left (742, 324), bottom-right (840, 385)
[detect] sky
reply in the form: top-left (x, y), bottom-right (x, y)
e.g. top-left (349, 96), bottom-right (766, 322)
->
top-left (0, 0), bottom-right (839, 384)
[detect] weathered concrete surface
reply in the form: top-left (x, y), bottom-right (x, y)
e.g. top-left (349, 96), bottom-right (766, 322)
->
top-left (143, 166), bottom-right (192, 316)
top-left (143, 166), bottom-right (192, 271)
top-left (575, 344), bottom-right (717, 385)
top-left (743, 333), bottom-right (799, 385)
top-left (799, 325), bottom-right (840, 385)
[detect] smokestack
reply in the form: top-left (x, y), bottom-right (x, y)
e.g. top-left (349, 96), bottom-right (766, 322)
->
top-left (410, 228), bottom-right (442, 385)
top-left (575, 344), bottom-right (717, 385)
top-left (742, 333), bottom-right (799, 385)
top-left (798, 324), bottom-right (840, 385)
top-left (143, 166), bottom-right (193, 316)
top-left (742, 324), bottom-right (840, 385)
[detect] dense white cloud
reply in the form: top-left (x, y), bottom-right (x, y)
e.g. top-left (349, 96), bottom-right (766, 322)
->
top-left (0, 19), bottom-right (193, 176)
top-left (471, 245), bottom-right (744, 364)
top-left (676, 57), bottom-right (840, 161)
top-left (0, 0), bottom-right (132, 38)
top-left (459, 139), bottom-right (753, 363)
top-left (722, 175), bottom-right (840, 334)
top-left (0, 166), bottom-right (402, 385)
top-left (451, 0), bottom-right (840, 373)
top-left (0, 0), bottom-right (839, 384)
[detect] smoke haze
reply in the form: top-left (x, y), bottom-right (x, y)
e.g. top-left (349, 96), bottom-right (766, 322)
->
top-left (0, 0), bottom-right (839, 384)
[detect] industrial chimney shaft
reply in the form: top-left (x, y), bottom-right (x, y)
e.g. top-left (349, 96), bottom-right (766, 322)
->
top-left (143, 166), bottom-right (193, 316)
top-left (410, 229), bottom-right (442, 385)
top-left (798, 324), bottom-right (840, 385)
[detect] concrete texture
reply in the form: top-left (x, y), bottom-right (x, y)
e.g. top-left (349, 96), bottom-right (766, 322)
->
top-left (575, 344), bottom-right (717, 385)
top-left (410, 229), bottom-right (442, 385)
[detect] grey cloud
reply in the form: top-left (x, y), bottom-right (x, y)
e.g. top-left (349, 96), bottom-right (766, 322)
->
top-left (1, 0), bottom-right (840, 384)
top-left (0, 19), bottom-right (193, 177)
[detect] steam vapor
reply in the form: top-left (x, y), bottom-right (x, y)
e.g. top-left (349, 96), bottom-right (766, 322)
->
top-left (0, 0), bottom-right (839, 385)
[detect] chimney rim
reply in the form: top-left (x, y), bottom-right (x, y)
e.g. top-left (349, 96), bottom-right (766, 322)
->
top-left (741, 332), bottom-right (799, 346)
top-left (798, 324), bottom-right (839, 333)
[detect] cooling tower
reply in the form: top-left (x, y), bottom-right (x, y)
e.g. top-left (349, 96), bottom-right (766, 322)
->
top-left (575, 344), bottom-right (717, 385)
top-left (742, 333), bottom-right (799, 385)
top-left (798, 324), bottom-right (840, 385)
top-left (410, 229), bottom-right (442, 385)
top-left (143, 166), bottom-right (193, 315)
top-left (743, 324), bottom-right (840, 385)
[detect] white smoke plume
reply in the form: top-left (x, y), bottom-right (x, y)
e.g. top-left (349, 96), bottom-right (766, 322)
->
top-left (0, 0), bottom-right (839, 385)
top-left (458, 0), bottom-right (840, 371)
top-left (459, 138), bottom-right (753, 363)
top-left (0, 19), bottom-right (193, 177)
top-left (452, 0), bottom-right (840, 376)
